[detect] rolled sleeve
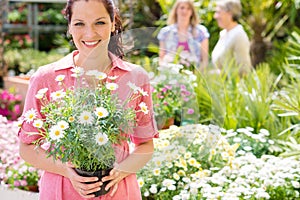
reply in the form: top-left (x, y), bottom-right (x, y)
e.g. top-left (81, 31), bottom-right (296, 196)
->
top-left (18, 68), bottom-right (51, 144)
top-left (129, 74), bottom-right (159, 145)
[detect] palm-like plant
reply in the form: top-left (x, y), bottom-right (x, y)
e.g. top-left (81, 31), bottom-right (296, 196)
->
top-left (272, 28), bottom-right (300, 138)
top-left (242, 0), bottom-right (299, 66)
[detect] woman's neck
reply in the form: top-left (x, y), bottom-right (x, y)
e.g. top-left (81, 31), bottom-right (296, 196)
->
top-left (225, 21), bottom-right (238, 32)
top-left (74, 52), bottom-right (112, 73)
top-left (177, 20), bottom-right (190, 32)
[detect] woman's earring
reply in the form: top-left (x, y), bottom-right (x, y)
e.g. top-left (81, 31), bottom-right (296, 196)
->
top-left (66, 31), bottom-right (74, 47)
top-left (66, 31), bottom-right (71, 38)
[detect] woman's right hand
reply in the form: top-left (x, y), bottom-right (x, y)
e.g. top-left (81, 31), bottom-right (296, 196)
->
top-left (64, 163), bottom-right (103, 198)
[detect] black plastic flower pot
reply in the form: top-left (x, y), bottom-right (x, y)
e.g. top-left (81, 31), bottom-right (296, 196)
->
top-left (74, 168), bottom-right (112, 197)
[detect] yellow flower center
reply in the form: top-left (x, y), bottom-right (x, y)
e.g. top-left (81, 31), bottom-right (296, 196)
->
top-left (97, 112), bottom-right (103, 117)
top-left (83, 115), bottom-right (89, 120)
top-left (68, 116), bottom-right (74, 122)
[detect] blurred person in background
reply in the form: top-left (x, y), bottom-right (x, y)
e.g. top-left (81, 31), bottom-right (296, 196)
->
top-left (212, 0), bottom-right (252, 76)
top-left (157, 0), bottom-right (210, 72)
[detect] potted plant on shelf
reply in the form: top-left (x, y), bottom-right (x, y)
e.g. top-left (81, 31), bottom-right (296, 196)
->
top-left (0, 88), bottom-right (22, 121)
top-left (23, 67), bottom-right (149, 197)
top-left (150, 63), bottom-right (199, 129)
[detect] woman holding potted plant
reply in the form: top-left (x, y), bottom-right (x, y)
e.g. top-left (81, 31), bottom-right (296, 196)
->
top-left (18, 0), bottom-right (158, 199)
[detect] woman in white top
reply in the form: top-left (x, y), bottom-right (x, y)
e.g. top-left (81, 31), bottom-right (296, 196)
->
top-left (211, 0), bottom-right (252, 76)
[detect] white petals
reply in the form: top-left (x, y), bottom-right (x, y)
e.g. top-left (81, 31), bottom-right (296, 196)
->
top-left (95, 132), bottom-right (108, 145)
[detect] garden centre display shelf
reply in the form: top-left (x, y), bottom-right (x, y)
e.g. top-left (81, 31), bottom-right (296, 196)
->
top-left (3, 76), bottom-right (29, 111)
top-left (3, 0), bottom-right (67, 50)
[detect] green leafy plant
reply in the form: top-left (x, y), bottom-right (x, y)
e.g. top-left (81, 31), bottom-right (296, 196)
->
top-left (4, 48), bottom-right (64, 75)
top-left (23, 68), bottom-right (149, 171)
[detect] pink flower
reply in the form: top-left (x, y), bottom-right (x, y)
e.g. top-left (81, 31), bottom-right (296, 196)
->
top-left (15, 94), bottom-right (22, 101)
top-left (187, 108), bottom-right (194, 115)
top-left (162, 88), bottom-right (168, 93)
top-left (14, 180), bottom-right (21, 187)
top-left (165, 85), bottom-right (172, 90)
top-left (20, 180), bottom-right (28, 186)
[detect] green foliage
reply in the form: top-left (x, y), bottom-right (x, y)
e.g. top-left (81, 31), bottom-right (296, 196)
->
top-left (195, 62), bottom-right (289, 135)
top-left (38, 8), bottom-right (66, 25)
top-left (7, 3), bottom-right (28, 23)
top-left (4, 48), bottom-right (65, 75)
top-left (267, 185), bottom-right (300, 200)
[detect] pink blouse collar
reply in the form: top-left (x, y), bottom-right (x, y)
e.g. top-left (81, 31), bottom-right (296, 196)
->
top-left (54, 50), bottom-right (131, 72)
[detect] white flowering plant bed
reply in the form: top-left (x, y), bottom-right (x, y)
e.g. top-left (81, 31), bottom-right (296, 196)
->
top-left (137, 124), bottom-right (300, 200)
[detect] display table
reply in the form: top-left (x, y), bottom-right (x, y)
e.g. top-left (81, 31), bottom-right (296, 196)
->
top-left (0, 185), bottom-right (38, 200)
top-left (3, 76), bottom-right (29, 111)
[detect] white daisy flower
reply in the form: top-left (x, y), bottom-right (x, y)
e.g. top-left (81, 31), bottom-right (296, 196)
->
top-left (57, 120), bottom-right (69, 130)
top-left (33, 119), bottom-right (43, 128)
top-left (71, 66), bottom-right (84, 78)
top-left (95, 72), bottom-right (107, 80)
top-left (95, 107), bottom-right (109, 118)
top-left (153, 168), bottom-right (161, 176)
top-left (24, 108), bottom-right (37, 123)
top-left (138, 88), bottom-right (148, 96)
top-left (108, 75), bottom-right (118, 80)
top-left (127, 82), bottom-right (139, 93)
top-left (49, 125), bottom-right (65, 140)
top-left (139, 102), bottom-right (149, 114)
top-left (95, 132), bottom-right (108, 145)
top-left (173, 173), bottom-right (180, 180)
top-left (162, 179), bottom-right (176, 191)
top-left (106, 82), bottom-right (118, 91)
top-left (35, 93), bottom-right (44, 100)
top-left (137, 178), bottom-right (144, 188)
top-left (68, 116), bottom-right (75, 123)
top-left (50, 89), bottom-right (66, 101)
top-left (55, 75), bottom-right (65, 82)
top-left (79, 111), bottom-right (94, 125)
top-left (188, 157), bottom-right (197, 166)
top-left (184, 152), bottom-right (192, 159)
top-left (37, 88), bottom-right (48, 94)
top-left (86, 70), bottom-right (100, 76)
top-left (149, 185), bottom-right (158, 194)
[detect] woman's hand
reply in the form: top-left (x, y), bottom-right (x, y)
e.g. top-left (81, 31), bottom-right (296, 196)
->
top-left (101, 168), bottom-right (131, 196)
top-left (64, 163), bottom-right (103, 199)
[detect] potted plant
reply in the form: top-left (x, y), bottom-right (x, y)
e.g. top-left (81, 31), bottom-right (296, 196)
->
top-left (150, 63), bottom-right (198, 129)
top-left (23, 68), bottom-right (149, 197)
top-left (0, 88), bottom-right (22, 120)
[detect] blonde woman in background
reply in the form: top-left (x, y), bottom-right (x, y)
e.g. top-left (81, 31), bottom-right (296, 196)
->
top-left (157, 0), bottom-right (210, 71)
top-left (212, 0), bottom-right (252, 76)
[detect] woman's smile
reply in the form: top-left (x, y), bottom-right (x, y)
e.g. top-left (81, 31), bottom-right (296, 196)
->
top-left (82, 40), bottom-right (101, 48)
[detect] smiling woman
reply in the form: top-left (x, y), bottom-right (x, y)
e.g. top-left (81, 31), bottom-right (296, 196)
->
top-left (17, 0), bottom-right (158, 200)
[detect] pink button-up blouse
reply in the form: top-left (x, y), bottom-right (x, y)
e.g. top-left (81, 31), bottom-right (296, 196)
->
top-left (18, 51), bottom-right (159, 200)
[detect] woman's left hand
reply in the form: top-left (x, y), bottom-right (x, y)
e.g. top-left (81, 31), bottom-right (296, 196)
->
top-left (101, 168), bottom-right (131, 196)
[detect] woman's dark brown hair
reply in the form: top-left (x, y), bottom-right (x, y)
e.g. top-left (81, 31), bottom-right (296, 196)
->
top-left (63, 0), bottom-right (124, 58)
